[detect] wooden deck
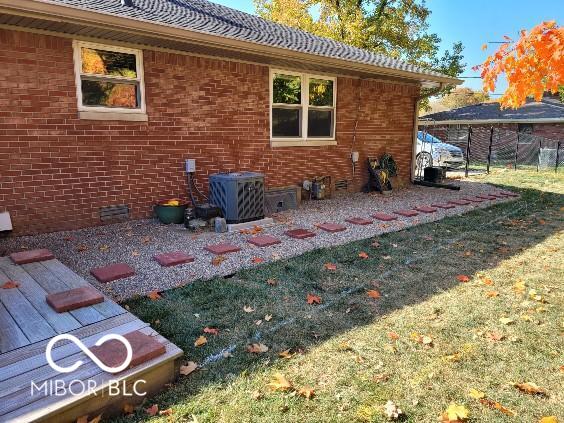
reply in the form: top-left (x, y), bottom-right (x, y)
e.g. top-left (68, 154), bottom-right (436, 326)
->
top-left (0, 257), bottom-right (183, 423)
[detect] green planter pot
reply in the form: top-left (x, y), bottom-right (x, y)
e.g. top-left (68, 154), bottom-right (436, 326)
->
top-left (154, 201), bottom-right (188, 224)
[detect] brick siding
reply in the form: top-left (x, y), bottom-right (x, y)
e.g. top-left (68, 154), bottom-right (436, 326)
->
top-left (0, 29), bottom-right (418, 235)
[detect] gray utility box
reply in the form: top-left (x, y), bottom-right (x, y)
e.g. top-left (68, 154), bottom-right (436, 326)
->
top-left (209, 172), bottom-right (265, 224)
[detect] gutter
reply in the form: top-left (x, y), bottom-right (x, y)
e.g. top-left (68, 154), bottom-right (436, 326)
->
top-left (418, 118), bottom-right (564, 125)
top-left (0, 0), bottom-right (462, 86)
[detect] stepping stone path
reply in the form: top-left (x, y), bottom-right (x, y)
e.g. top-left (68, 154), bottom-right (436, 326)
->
top-left (414, 205), bottom-right (437, 213)
top-left (91, 263), bottom-right (135, 283)
top-left (90, 330), bottom-right (166, 373)
top-left (154, 251), bottom-right (195, 267)
top-left (372, 212), bottom-right (398, 222)
top-left (46, 286), bottom-right (104, 313)
top-left (448, 199), bottom-right (471, 206)
top-left (463, 197), bottom-right (485, 203)
top-left (204, 243), bottom-right (241, 255)
top-left (394, 210), bottom-right (419, 217)
top-left (345, 217), bottom-right (373, 225)
top-left (431, 203), bottom-right (456, 209)
top-left (476, 194), bottom-right (497, 200)
top-left (10, 249), bottom-right (54, 265)
top-left (316, 223), bottom-right (347, 233)
top-left (285, 228), bottom-right (316, 239)
top-left (247, 235), bottom-right (282, 247)
top-left (488, 193), bottom-right (506, 198)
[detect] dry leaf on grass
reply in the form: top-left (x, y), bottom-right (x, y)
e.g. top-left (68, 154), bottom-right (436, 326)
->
top-left (194, 336), bottom-right (207, 347)
top-left (539, 417), bottom-right (559, 423)
top-left (179, 361), bottom-right (198, 376)
top-left (358, 251), bottom-right (369, 259)
top-left (1, 280), bottom-right (20, 289)
top-left (456, 274), bottom-right (470, 283)
top-left (159, 408), bottom-right (173, 416)
top-left (278, 349), bottom-right (295, 359)
top-left (440, 403), bottom-right (469, 422)
top-left (147, 291), bottom-right (162, 301)
top-left (469, 389), bottom-right (486, 400)
top-left (514, 382), bottom-right (549, 397)
top-left (486, 291), bottom-right (499, 298)
top-left (145, 404), bottom-right (159, 416)
top-left (267, 373), bottom-right (293, 391)
top-left (203, 327), bottom-right (219, 335)
top-left (243, 305), bottom-right (255, 313)
top-left (387, 331), bottom-right (400, 341)
top-left (247, 343), bottom-right (269, 353)
top-left (383, 400), bottom-right (403, 420)
top-left (486, 331), bottom-right (505, 342)
top-left (264, 314), bottom-right (272, 321)
top-left (367, 290), bottom-right (381, 299)
top-left (266, 278), bottom-right (278, 286)
top-left (251, 257), bottom-right (264, 264)
top-left (324, 262), bottom-right (337, 271)
top-left (499, 317), bottom-right (515, 325)
top-left (478, 398), bottom-right (515, 416)
top-left (306, 293), bottom-right (322, 304)
top-left (298, 387), bottom-right (315, 400)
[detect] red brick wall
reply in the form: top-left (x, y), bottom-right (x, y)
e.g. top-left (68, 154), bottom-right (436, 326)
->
top-left (0, 29), bottom-right (418, 235)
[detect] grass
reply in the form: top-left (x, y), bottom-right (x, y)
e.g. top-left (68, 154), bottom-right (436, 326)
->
top-left (117, 169), bottom-right (563, 423)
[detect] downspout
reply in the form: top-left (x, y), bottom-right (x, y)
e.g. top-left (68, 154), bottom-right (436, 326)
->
top-left (411, 82), bottom-right (445, 182)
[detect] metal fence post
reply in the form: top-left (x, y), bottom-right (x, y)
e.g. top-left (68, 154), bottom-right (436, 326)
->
top-left (536, 138), bottom-right (542, 172)
top-left (465, 125), bottom-right (472, 178)
top-left (486, 126), bottom-right (494, 174)
top-left (556, 141), bottom-right (561, 173)
top-left (514, 132), bottom-right (520, 170)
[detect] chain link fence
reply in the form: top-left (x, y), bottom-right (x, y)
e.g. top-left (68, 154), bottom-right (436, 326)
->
top-left (419, 124), bottom-right (563, 176)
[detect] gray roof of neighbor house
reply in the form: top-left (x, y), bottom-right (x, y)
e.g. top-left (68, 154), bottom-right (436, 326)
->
top-left (0, 0), bottom-right (460, 85)
top-left (420, 95), bottom-right (564, 124)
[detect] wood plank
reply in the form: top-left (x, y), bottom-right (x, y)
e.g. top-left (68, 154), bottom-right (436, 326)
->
top-left (40, 260), bottom-right (125, 318)
top-left (14, 260), bottom-right (105, 326)
top-left (0, 313), bottom-right (136, 368)
top-left (0, 303), bottom-right (29, 353)
top-left (0, 271), bottom-right (56, 344)
top-left (0, 265), bottom-right (81, 334)
top-left (0, 319), bottom-right (148, 383)
top-left (0, 328), bottom-right (181, 417)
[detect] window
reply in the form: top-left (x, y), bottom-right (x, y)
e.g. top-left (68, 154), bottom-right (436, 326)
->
top-left (73, 41), bottom-right (146, 120)
top-left (271, 70), bottom-right (336, 145)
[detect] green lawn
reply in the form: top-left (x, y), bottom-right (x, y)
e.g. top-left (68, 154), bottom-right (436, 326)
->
top-left (118, 169), bottom-right (563, 423)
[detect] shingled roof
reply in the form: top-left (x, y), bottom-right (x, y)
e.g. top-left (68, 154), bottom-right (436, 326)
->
top-left (3, 0), bottom-right (459, 84)
top-left (420, 95), bottom-right (564, 124)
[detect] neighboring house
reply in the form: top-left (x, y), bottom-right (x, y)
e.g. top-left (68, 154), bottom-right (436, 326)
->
top-left (0, 0), bottom-right (459, 235)
top-left (419, 93), bottom-right (564, 143)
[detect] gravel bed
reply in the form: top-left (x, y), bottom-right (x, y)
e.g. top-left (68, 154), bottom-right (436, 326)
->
top-left (0, 180), bottom-right (518, 301)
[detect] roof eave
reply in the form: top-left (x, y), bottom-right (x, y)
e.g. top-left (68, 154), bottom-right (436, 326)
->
top-left (418, 118), bottom-right (564, 125)
top-left (0, 0), bottom-right (461, 86)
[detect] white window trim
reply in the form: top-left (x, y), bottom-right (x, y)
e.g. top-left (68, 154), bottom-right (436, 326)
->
top-left (270, 69), bottom-right (337, 146)
top-left (72, 40), bottom-right (147, 119)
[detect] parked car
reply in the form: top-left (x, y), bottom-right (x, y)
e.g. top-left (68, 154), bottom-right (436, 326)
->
top-left (416, 131), bottom-right (465, 170)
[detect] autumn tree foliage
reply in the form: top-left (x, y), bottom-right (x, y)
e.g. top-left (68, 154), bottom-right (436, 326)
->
top-left (476, 21), bottom-right (564, 109)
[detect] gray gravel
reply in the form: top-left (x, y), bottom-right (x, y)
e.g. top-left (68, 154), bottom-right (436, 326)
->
top-left (0, 181), bottom-right (518, 301)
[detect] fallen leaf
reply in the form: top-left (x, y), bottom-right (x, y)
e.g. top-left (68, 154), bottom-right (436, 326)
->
top-left (513, 280), bottom-right (526, 294)
top-left (264, 314), bottom-right (272, 321)
top-left (1, 280), bottom-right (20, 289)
top-left (499, 317), bottom-right (514, 325)
top-left (469, 388), bottom-right (486, 399)
top-left (441, 403), bottom-right (469, 422)
top-left (298, 387), bottom-right (315, 400)
top-left (358, 251), bottom-right (369, 259)
top-left (456, 275), bottom-right (470, 283)
top-left (367, 290), bottom-right (381, 299)
top-left (383, 400), bottom-right (403, 420)
top-left (267, 373), bottom-right (292, 391)
top-left (147, 290), bottom-right (162, 301)
top-left (278, 349), bottom-right (295, 359)
top-left (324, 262), bottom-right (337, 271)
top-left (255, 319), bottom-right (262, 325)
top-left (211, 255), bottom-right (226, 266)
top-left (251, 390), bottom-right (263, 400)
top-left (387, 331), bottom-right (400, 341)
top-left (539, 417), bottom-right (559, 423)
top-left (266, 278), bottom-right (278, 286)
top-left (371, 240), bottom-right (380, 248)
top-left (251, 257), bottom-right (264, 264)
top-left (478, 398), bottom-right (515, 416)
top-left (76, 244), bottom-right (88, 252)
top-left (247, 343), bottom-right (269, 353)
top-left (486, 331), bottom-right (505, 342)
top-left (179, 361), bottom-right (198, 376)
top-left (382, 255), bottom-right (392, 260)
top-left (243, 305), bottom-right (255, 313)
top-left (145, 404), bottom-right (159, 416)
top-left (123, 403), bottom-right (134, 414)
top-left (194, 336), bottom-right (207, 347)
top-left (203, 327), bottom-right (219, 335)
top-left (306, 293), bottom-right (322, 304)
top-left (373, 373), bottom-right (389, 383)
top-left (514, 382), bottom-right (548, 397)
top-left (159, 408), bottom-right (173, 416)
top-left (131, 250), bottom-right (140, 257)
top-left (482, 277), bottom-right (494, 286)
top-left (99, 244), bottom-right (109, 252)
top-left (486, 291), bottom-right (499, 298)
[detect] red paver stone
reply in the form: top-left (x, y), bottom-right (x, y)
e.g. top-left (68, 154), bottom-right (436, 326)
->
top-left (46, 286), bottom-right (104, 313)
top-left (414, 206), bottom-right (437, 213)
top-left (90, 263), bottom-right (135, 283)
top-left (462, 197), bottom-right (485, 203)
top-left (475, 194), bottom-right (497, 200)
top-left (345, 217), bottom-right (373, 225)
top-left (285, 229), bottom-right (316, 239)
top-left (448, 199), bottom-right (471, 206)
top-left (431, 203), bottom-right (456, 209)
top-left (372, 213), bottom-right (398, 222)
top-left (488, 193), bottom-right (506, 198)
top-left (204, 243), bottom-right (241, 255)
top-left (90, 330), bottom-right (166, 373)
top-left (154, 251), bottom-right (195, 267)
top-left (247, 235), bottom-right (282, 247)
top-left (394, 210), bottom-right (419, 217)
top-left (316, 223), bottom-right (347, 233)
top-left (10, 249), bottom-right (54, 265)
top-left (498, 190), bottom-right (519, 197)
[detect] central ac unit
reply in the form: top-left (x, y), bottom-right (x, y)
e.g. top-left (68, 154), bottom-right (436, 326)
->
top-left (209, 172), bottom-right (265, 224)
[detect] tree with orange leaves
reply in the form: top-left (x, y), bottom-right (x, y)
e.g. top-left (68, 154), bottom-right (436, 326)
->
top-left (475, 21), bottom-right (564, 109)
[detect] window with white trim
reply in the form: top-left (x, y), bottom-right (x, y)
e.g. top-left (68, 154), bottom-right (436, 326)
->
top-left (73, 41), bottom-right (145, 113)
top-left (271, 70), bottom-right (336, 143)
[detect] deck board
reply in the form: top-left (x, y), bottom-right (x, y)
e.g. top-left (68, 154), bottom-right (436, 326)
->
top-left (0, 303), bottom-right (29, 353)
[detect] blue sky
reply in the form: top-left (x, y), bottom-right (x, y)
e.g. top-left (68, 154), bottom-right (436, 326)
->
top-left (213, 0), bottom-right (562, 96)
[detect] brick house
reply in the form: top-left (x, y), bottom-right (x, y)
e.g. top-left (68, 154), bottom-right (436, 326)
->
top-left (0, 0), bottom-right (459, 235)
